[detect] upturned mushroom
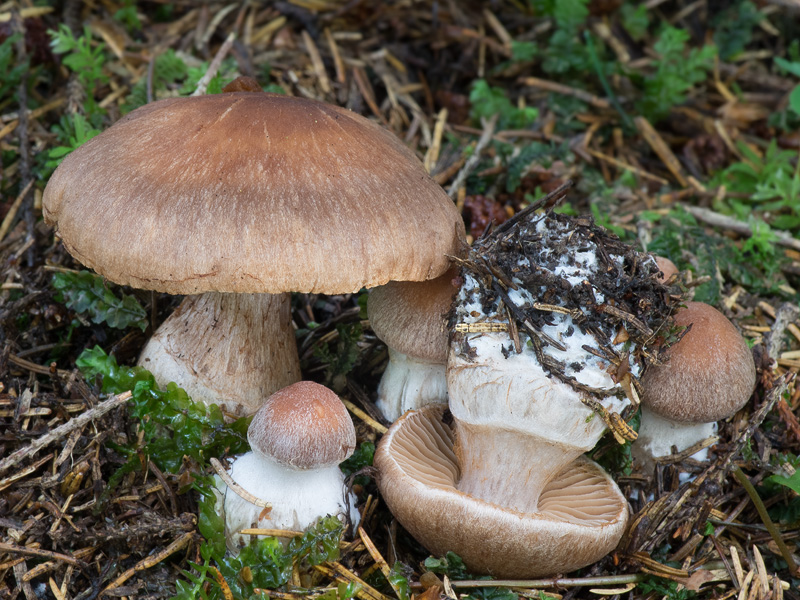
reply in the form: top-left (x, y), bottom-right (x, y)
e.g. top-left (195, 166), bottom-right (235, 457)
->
top-left (634, 301), bottom-right (756, 466)
top-left (375, 405), bottom-right (629, 578)
top-left (218, 381), bottom-right (358, 550)
top-left (43, 78), bottom-right (465, 416)
top-left (367, 267), bottom-right (459, 421)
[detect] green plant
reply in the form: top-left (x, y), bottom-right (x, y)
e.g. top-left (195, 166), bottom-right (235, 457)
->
top-left (0, 33), bottom-right (30, 106)
top-left (635, 25), bottom-right (715, 122)
top-left (424, 552), bottom-right (517, 600)
top-left (712, 0), bottom-right (761, 61)
top-left (775, 56), bottom-right (800, 117)
top-left (647, 208), bottom-right (793, 303)
top-left (314, 322), bottom-right (364, 387)
top-left (713, 139), bottom-right (800, 232)
top-left (42, 113), bottom-right (103, 172)
top-left (76, 345), bottom-right (249, 473)
top-left (639, 574), bottom-right (697, 600)
top-left (619, 3), bottom-right (649, 42)
top-left (49, 24), bottom-right (109, 115)
top-left (469, 79), bottom-right (538, 130)
top-left (52, 270), bottom-right (148, 331)
top-left (122, 49), bottom-right (188, 112)
top-left (178, 502), bottom-right (344, 600)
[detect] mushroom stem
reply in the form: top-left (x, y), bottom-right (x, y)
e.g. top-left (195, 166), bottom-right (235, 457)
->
top-left (138, 292), bottom-right (301, 416)
top-left (375, 348), bottom-right (447, 421)
top-left (453, 420), bottom-right (583, 513)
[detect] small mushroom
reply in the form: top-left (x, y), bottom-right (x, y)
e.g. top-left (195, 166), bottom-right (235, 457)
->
top-left (219, 381), bottom-right (358, 551)
top-left (368, 267), bottom-right (459, 421)
top-left (635, 301), bottom-right (756, 466)
top-left (375, 405), bottom-right (628, 578)
top-left (653, 255), bottom-right (679, 282)
top-left (43, 80), bottom-right (465, 416)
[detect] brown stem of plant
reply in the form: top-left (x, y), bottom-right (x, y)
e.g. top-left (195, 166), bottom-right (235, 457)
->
top-left (733, 466), bottom-right (798, 577)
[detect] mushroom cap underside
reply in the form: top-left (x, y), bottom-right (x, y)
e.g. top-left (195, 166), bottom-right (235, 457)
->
top-left (375, 405), bottom-right (628, 579)
top-left (43, 92), bottom-right (465, 295)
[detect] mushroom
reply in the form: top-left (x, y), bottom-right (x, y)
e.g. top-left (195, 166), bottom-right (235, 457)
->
top-left (375, 405), bottom-right (628, 578)
top-left (43, 80), bottom-right (465, 416)
top-left (653, 255), bottom-right (679, 282)
top-left (634, 301), bottom-right (756, 467)
top-left (219, 381), bottom-right (358, 550)
top-left (368, 267), bottom-right (459, 421)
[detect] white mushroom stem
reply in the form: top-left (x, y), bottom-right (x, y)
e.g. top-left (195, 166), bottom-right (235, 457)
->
top-left (219, 452), bottom-right (359, 551)
top-left (138, 292), bottom-right (301, 416)
top-left (375, 348), bottom-right (447, 422)
top-left (447, 333), bottom-right (628, 514)
top-left (633, 405), bottom-right (717, 471)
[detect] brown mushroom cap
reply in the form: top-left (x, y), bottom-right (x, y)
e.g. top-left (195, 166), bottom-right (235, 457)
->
top-left (248, 381), bottom-right (356, 469)
top-left (43, 92), bottom-right (465, 295)
top-left (368, 266), bottom-right (459, 363)
top-left (641, 301), bottom-right (756, 423)
top-left (375, 405), bottom-right (628, 579)
top-left (653, 256), bottom-right (679, 281)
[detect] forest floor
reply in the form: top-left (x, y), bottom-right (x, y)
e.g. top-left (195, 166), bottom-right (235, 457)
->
top-left (1, 1), bottom-right (800, 599)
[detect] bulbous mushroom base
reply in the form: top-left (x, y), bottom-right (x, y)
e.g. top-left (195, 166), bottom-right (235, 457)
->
top-left (376, 405), bottom-right (629, 579)
top-left (218, 451), bottom-right (359, 552)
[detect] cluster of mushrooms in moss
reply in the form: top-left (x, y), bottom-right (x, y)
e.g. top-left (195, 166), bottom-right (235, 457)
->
top-left (43, 77), bottom-right (756, 578)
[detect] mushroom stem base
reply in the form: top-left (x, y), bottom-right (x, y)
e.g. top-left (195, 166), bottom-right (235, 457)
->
top-left (453, 419), bottom-right (582, 513)
top-left (138, 291), bottom-right (301, 417)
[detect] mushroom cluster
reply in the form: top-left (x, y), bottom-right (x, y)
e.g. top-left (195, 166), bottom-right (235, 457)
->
top-left (377, 203), bottom-right (678, 578)
top-left (217, 381), bottom-right (359, 551)
top-left (43, 77), bottom-right (465, 417)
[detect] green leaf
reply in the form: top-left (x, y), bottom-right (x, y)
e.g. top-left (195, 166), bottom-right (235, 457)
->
top-left (52, 270), bottom-right (148, 331)
top-left (768, 470), bottom-right (800, 494)
top-left (469, 79), bottom-right (538, 130)
top-left (789, 85), bottom-right (800, 116)
top-left (388, 563), bottom-right (410, 600)
top-left (775, 56), bottom-right (800, 78)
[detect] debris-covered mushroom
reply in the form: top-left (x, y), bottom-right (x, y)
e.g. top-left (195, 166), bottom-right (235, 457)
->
top-left (43, 77), bottom-right (465, 416)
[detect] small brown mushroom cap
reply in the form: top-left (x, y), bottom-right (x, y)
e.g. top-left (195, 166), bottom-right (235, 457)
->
top-left (375, 405), bottom-right (628, 579)
top-left (43, 92), bottom-right (465, 295)
top-left (653, 256), bottom-right (679, 281)
top-left (641, 301), bottom-right (756, 423)
top-left (248, 381), bottom-right (356, 469)
top-left (368, 266), bottom-right (459, 363)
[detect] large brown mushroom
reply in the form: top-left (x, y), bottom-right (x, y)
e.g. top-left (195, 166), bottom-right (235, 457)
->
top-left (43, 81), bottom-right (465, 416)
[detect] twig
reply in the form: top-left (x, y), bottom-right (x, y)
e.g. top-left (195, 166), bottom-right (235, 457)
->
top-left (447, 114), bottom-right (498, 199)
top-left (0, 543), bottom-right (88, 571)
top-left (0, 180), bottom-right (34, 243)
top-left (410, 574), bottom-right (649, 590)
top-left (0, 391), bottom-right (132, 475)
top-left (733, 467), bottom-right (798, 577)
top-left (210, 457), bottom-right (272, 508)
top-left (102, 531), bottom-right (194, 593)
top-left (519, 76), bottom-right (611, 109)
top-left (341, 398), bottom-right (387, 434)
top-left (683, 205), bottom-right (800, 251)
top-left (192, 31), bottom-right (236, 96)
